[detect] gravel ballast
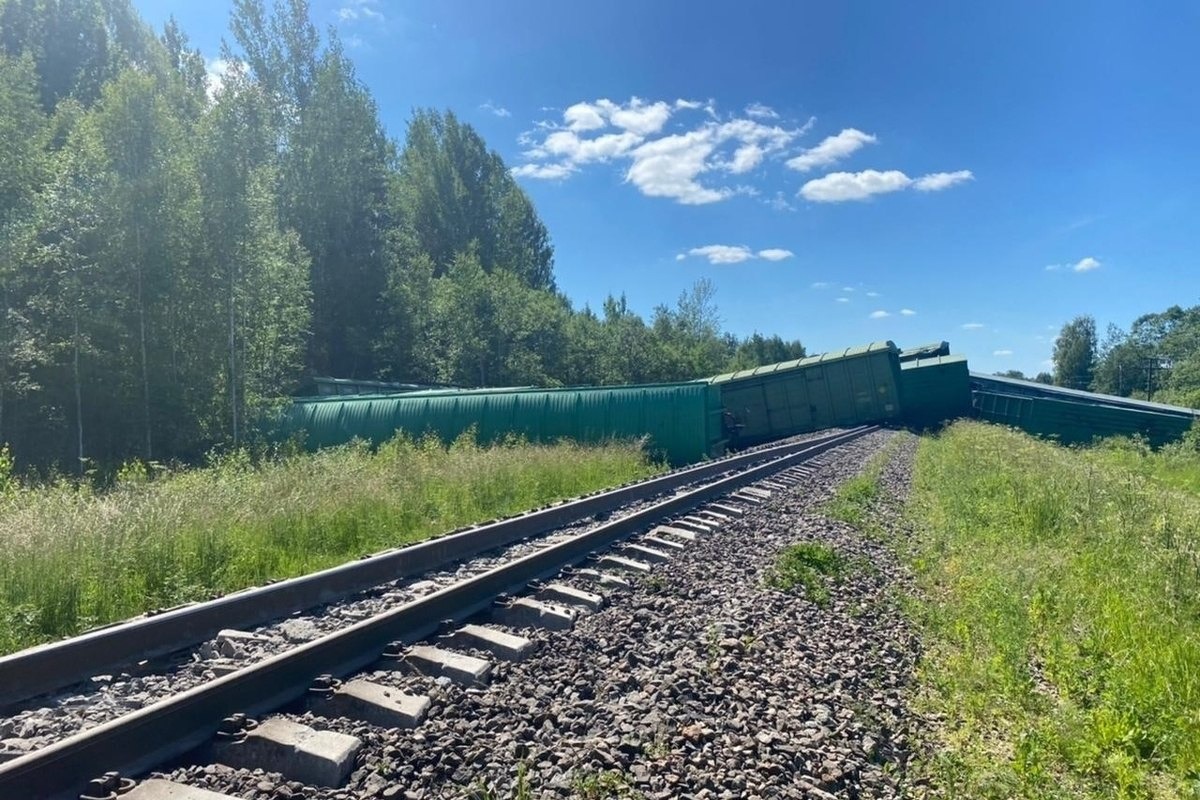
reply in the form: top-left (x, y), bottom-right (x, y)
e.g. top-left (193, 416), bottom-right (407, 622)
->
top-left (163, 429), bottom-right (922, 799)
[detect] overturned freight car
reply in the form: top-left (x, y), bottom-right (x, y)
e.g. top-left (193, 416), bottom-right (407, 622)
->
top-left (273, 382), bottom-right (727, 466)
top-left (707, 341), bottom-right (904, 447)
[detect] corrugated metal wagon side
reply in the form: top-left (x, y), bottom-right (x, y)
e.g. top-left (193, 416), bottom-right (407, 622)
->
top-left (900, 354), bottom-right (972, 429)
top-left (271, 383), bottom-right (726, 466)
top-left (708, 341), bottom-right (902, 446)
top-left (973, 390), bottom-right (1195, 446)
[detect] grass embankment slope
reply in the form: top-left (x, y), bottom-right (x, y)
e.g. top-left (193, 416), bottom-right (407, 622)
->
top-left (0, 436), bottom-right (661, 656)
top-left (906, 421), bottom-right (1200, 799)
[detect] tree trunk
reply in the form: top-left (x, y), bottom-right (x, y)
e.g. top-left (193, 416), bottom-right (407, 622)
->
top-left (137, 224), bottom-right (152, 460)
top-left (229, 264), bottom-right (238, 446)
top-left (73, 311), bottom-right (84, 475)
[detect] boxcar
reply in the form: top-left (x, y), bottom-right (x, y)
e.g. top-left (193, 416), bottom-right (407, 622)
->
top-left (708, 341), bottom-right (903, 446)
top-left (899, 354), bottom-right (971, 428)
top-left (273, 382), bottom-right (726, 466)
top-left (973, 389), bottom-right (1195, 447)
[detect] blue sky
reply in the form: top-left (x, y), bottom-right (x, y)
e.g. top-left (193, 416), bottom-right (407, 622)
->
top-left (139, 0), bottom-right (1199, 376)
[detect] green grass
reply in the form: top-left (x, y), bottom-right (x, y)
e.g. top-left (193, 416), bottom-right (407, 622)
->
top-left (903, 421), bottom-right (1200, 800)
top-left (764, 541), bottom-right (846, 605)
top-left (823, 436), bottom-right (896, 530)
top-left (1087, 429), bottom-right (1200, 497)
top-left (0, 434), bottom-right (661, 655)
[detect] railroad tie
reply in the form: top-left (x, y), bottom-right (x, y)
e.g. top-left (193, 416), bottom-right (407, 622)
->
top-left (492, 597), bottom-right (576, 630)
top-left (212, 717), bottom-right (361, 788)
top-left (650, 524), bottom-right (698, 542)
top-left (573, 567), bottom-right (632, 589)
top-left (443, 624), bottom-right (536, 661)
top-left (397, 644), bottom-right (493, 685)
top-left (535, 583), bottom-right (606, 611)
top-left (309, 678), bottom-right (431, 729)
top-left (641, 534), bottom-right (687, 551)
top-left (622, 544), bottom-right (671, 564)
top-left (121, 778), bottom-right (237, 800)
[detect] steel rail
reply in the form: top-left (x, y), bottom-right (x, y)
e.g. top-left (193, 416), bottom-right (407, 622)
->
top-left (0, 426), bottom-right (875, 800)
top-left (0, 426), bottom-right (871, 709)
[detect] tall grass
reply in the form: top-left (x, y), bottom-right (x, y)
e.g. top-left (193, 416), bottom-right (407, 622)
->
top-left (0, 435), bottom-right (661, 655)
top-left (905, 421), bottom-right (1200, 799)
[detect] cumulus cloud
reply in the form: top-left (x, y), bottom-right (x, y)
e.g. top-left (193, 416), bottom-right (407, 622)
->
top-left (745, 102), bottom-right (779, 120)
top-left (786, 128), bottom-right (877, 172)
top-left (811, 282), bottom-right (831, 289)
top-left (205, 58), bottom-right (238, 99)
top-left (913, 170), bottom-right (974, 191)
top-left (842, 286), bottom-right (855, 292)
top-left (757, 248), bottom-right (794, 261)
top-left (994, 349), bottom-right (1014, 356)
top-left (686, 245), bottom-right (754, 264)
top-left (900, 308), bottom-right (917, 316)
top-left (510, 163), bottom-right (575, 180)
top-left (512, 98), bottom-right (807, 202)
top-left (799, 168), bottom-right (973, 202)
top-left (869, 310), bottom-right (890, 319)
top-left (962, 322), bottom-right (985, 330)
top-left (866, 291), bottom-right (881, 297)
top-left (837, 297), bottom-right (850, 303)
top-left (1045, 256), bottom-right (1101, 273)
top-left (479, 101), bottom-right (511, 118)
top-left (679, 245), bottom-right (793, 264)
top-left (800, 169), bottom-right (912, 202)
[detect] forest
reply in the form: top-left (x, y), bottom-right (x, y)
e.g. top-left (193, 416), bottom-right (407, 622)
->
top-left (1051, 305), bottom-right (1200, 408)
top-left (0, 0), bottom-right (804, 472)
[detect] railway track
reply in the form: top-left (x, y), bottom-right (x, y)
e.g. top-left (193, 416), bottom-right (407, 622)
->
top-left (0, 426), bottom-right (876, 799)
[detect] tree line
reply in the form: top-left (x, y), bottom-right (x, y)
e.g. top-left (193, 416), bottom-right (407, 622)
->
top-left (1052, 304), bottom-right (1200, 408)
top-left (0, 0), bottom-right (804, 472)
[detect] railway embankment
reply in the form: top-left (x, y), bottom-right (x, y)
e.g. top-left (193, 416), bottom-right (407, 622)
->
top-left (900, 421), bottom-right (1200, 799)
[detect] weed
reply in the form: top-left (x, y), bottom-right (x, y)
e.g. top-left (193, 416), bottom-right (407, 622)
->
top-left (764, 541), bottom-right (845, 606)
top-left (640, 574), bottom-right (667, 594)
top-left (571, 769), bottom-right (643, 799)
top-left (0, 435), bottom-right (661, 654)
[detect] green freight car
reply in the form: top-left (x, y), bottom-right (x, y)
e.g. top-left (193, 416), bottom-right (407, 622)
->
top-left (274, 382), bottom-right (726, 466)
top-left (973, 390), bottom-right (1195, 447)
top-left (899, 354), bottom-right (971, 428)
top-left (707, 341), bottom-right (903, 446)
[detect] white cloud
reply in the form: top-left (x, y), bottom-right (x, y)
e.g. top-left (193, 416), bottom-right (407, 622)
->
top-left (337, 0), bottom-right (384, 22)
top-left (866, 291), bottom-right (881, 297)
top-left (962, 322), bottom-right (985, 330)
top-left (680, 245), bottom-right (793, 264)
top-left (757, 248), bottom-right (794, 261)
top-left (994, 349), bottom-right (1014, 356)
top-left (1045, 256), bottom-right (1101, 273)
top-left (564, 102), bottom-right (607, 131)
top-left (728, 144), bottom-right (764, 174)
top-left (786, 128), bottom-right (877, 172)
top-left (799, 168), bottom-right (972, 203)
top-left (842, 286), bottom-right (855, 292)
top-left (745, 102), bottom-right (779, 120)
top-left (479, 101), bottom-right (511, 118)
top-left (510, 163), bottom-right (575, 180)
top-left (686, 244), bottom-right (754, 264)
top-left (900, 308), bottom-right (917, 316)
top-left (869, 310), bottom-right (890, 319)
top-left (513, 98), bottom-right (807, 203)
top-left (837, 297), bottom-right (850, 303)
top-left (913, 170), bottom-right (974, 191)
top-left (799, 169), bottom-right (912, 202)
top-left (205, 58), bottom-right (237, 99)
top-left (811, 282), bottom-right (831, 289)
top-left (626, 129), bottom-right (727, 204)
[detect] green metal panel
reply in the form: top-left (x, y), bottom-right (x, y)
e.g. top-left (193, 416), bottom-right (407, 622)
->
top-left (706, 341), bottom-right (902, 445)
top-left (898, 341), bottom-right (950, 362)
top-left (900, 355), bottom-right (971, 427)
top-left (972, 390), bottom-right (1193, 446)
top-left (273, 383), bottom-right (724, 466)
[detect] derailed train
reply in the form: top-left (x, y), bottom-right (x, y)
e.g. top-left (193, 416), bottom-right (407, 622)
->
top-left (272, 340), bottom-right (1198, 466)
